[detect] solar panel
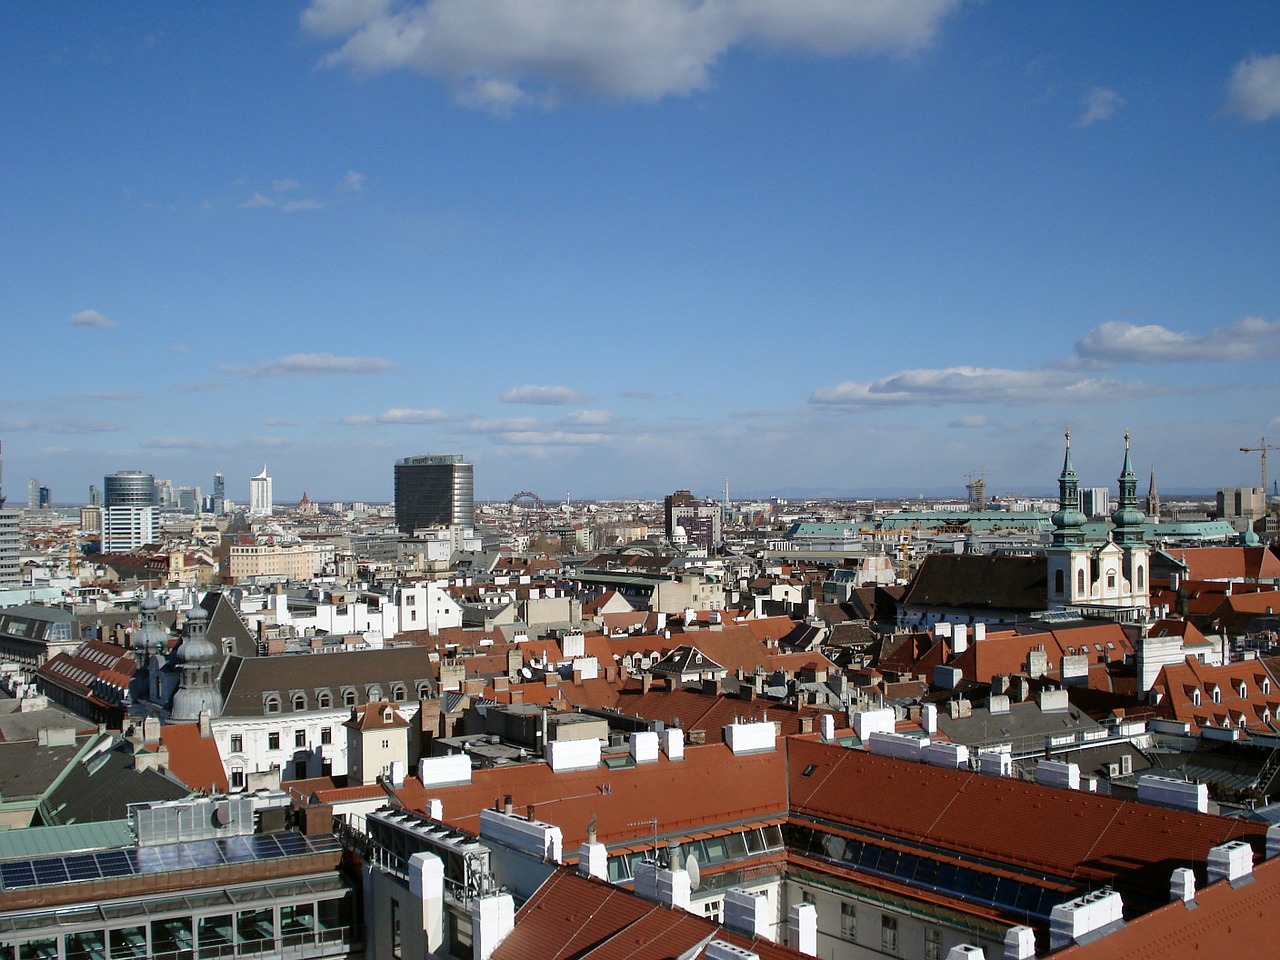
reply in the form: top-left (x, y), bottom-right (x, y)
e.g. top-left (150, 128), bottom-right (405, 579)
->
top-left (0, 832), bottom-right (341, 892)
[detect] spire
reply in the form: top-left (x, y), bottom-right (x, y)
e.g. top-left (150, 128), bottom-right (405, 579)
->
top-left (1146, 463), bottom-right (1160, 522)
top-left (1111, 430), bottom-right (1146, 546)
top-left (1051, 427), bottom-right (1086, 546)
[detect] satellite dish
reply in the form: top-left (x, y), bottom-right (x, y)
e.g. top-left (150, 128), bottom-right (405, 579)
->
top-left (521, 667), bottom-right (533, 679)
top-left (686, 852), bottom-right (701, 891)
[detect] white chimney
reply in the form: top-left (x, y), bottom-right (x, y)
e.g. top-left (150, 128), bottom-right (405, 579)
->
top-left (1170, 867), bottom-right (1196, 903)
top-left (630, 730), bottom-right (659, 764)
top-left (426, 798), bottom-right (443, 821)
top-left (723, 889), bottom-right (771, 939)
top-left (1049, 889), bottom-right (1124, 951)
top-left (661, 726), bottom-right (685, 760)
top-left (952, 624), bottom-right (969, 655)
top-left (820, 713), bottom-right (836, 742)
top-left (1266, 824), bottom-right (1280, 859)
top-left (947, 948), bottom-right (984, 960)
top-left (973, 622), bottom-right (986, 643)
top-left (1003, 926), bottom-right (1035, 960)
top-left (1206, 841), bottom-right (1253, 885)
top-left (921, 703), bottom-right (938, 735)
top-left (632, 859), bottom-right (691, 911)
top-left (471, 892), bottom-right (515, 960)
top-left (408, 851), bottom-right (445, 954)
top-left (787, 902), bottom-right (817, 956)
top-left (704, 942), bottom-right (759, 960)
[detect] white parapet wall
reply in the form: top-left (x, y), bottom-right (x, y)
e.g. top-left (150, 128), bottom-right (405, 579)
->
top-left (546, 737), bottom-right (601, 772)
top-left (1036, 759), bottom-right (1081, 790)
top-left (418, 754), bottom-right (472, 787)
top-left (922, 742), bottom-right (969, 769)
top-left (724, 721), bottom-right (776, 755)
top-left (867, 731), bottom-right (927, 762)
top-left (479, 807), bottom-right (563, 863)
top-left (852, 707), bottom-right (896, 740)
top-left (1137, 775), bottom-right (1208, 814)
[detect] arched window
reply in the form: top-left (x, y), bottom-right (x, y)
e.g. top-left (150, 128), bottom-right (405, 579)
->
top-left (317, 690), bottom-right (332, 709)
top-left (292, 693), bottom-right (306, 712)
top-left (343, 688), bottom-right (357, 708)
top-left (1192, 689), bottom-right (1201, 706)
top-left (1238, 681), bottom-right (1248, 699)
top-left (416, 682), bottom-right (431, 700)
top-left (1077, 569), bottom-right (1085, 594)
top-left (1263, 678), bottom-right (1272, 696)
top-left (1106, 570), bottom-right (1116, 590)
top-left (264, 694), bottom-right (281, 714)
top-left (1055, 570), bottom-right (1065, 595)
top-left (1136, 566), bottom-right (1144, 590)
top-left (390, 683), bottom-right (407, 702)
top-left (1211, 686), bottom-right (1221, 704)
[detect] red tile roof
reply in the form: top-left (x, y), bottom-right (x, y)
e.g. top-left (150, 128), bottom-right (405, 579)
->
top-left (391, 741), bottom-right (789, 850)
top-left (786, 739), bottom-right (1267, 907)
top-left (158, 722), bottom-right (229, 793)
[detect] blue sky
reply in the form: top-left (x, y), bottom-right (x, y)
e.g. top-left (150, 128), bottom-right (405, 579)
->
top-left (2, 2), bottom-right (1278, 504)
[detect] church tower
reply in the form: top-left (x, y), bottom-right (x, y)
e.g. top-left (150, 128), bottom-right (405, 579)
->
top-left (1108, 431), bottom-right (1150, 612)
top-left (1047, 429), bottom-right (1091, 605)
top-left (1146, 465), bottom-right (1160, 522)
top-left (170, 596), bottom-right (224, 721)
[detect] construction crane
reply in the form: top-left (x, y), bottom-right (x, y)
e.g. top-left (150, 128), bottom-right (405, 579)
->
top-left (1239, 438), bottom-right (1279, 496)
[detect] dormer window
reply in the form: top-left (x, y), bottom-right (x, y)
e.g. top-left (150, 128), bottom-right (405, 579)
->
top-left (264, 693), bottom-right (281, 714)
top-left (1238, 681), bottom-right (1248, 699)
top-left (382, 707), bottom-right (393, 724)
top-left (1264, 678), bottom-right (1272, 696)
top-left (292, 692), bottom-right (306, 711)
top-left (1211, 686), bottom-right (1221, 704)
top-left (1192, 689), bottom-right (1201, 707)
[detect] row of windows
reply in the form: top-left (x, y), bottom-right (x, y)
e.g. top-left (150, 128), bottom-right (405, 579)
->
top-left (606, 826), bottom-right (785, 884)
top-left (262, 682), bottom-right (430, 714)
top-left (1054, 565), bottom-right (1145, 595)
top-left (0, 898), bottom-right (354, 960)
top-left (831, 899), bottom-right (937, 959)
top-left (228, 727), bottom-right (333, 755)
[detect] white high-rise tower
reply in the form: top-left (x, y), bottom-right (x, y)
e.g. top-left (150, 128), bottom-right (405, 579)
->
top-left (249, 466), bottom-right (273, 517)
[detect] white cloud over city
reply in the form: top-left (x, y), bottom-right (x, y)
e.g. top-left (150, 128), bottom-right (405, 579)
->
top-left (69, 309), bottom-right (118, 329)
top-left (303, 0), bottom-right (960, 112)
top-left (228, 353), bottom-right (399, 377)
top-left (1225, 53), bottom-right (1280, 122)
top-left (501, 384), bottom-right (589, 405)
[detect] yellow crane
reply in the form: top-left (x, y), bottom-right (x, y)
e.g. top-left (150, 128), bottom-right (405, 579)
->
top-left (1239, 437), bottom-right (1279, 497)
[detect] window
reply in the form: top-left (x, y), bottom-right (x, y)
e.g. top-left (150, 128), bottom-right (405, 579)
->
top-left (799, 889), bottom-right (816, 906)
top-left (1239, 681), bottom-right (1248, 698)
top-left (343, 688), bottom-right (357, 708)
top-left (321, 726), bottom-right (332, 745)
top-left (264, 694), bottom-right (281, 714)
top-left (381, 739), bottom-right (390, 749)
top-left (317, 690), bottom-right (332, 709)
top-left (1137, 566), bottom-right (1144, 590)
top-left (1054, 569), bottom-right (1065, 594)
top-left (231, 768), bottom-right (244, 789)
top-left (1212, 686), bottom-right (1221, 704)
top-left (881, 915), bottom-right (899, 955)
top-left (840, 902), bottom-right (858, 942)
top-left (1106, 570), bottom-right (1116, 590)
top-left (391, 683), bottom-right (407, 701)
top-left (292, 693), bottom-right (306, 711)
top-left (268, 732), bottom-right (280, 751)
top-left (295, 729), bottom-right (307, 748)
top-left (1265, 678), bottom-right (1273, 696)
top-left (925, 927), bottom-right (942, 960)
top-left (230, 734), bottom-right (243, 753)
top-left (1192, 689), bottom-right (1201, 707)
top-left (1077, 569), bottom-right (1085, 593)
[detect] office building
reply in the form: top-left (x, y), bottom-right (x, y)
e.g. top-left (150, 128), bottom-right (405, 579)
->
top-left (212, 470), bottom-right (226, 515)
top-left (102, 506), bottom-right (159, 553)
top-left (1218, 486), bottom-right (1265, 521)
top-left (1078, 486), bottom-right (1110, 519)
top-left (394, 454), bottom-right (474, 534)
top-left (104, 471), bottom-right (158, 508)
top-left (177, 486), bottom-right (202, 515)
top-left (0, 509), bottom-right (17, 589)
top-left (664, 489), bottom-right (723, 553)
top-left (249, 467), bottom-right (272, 517)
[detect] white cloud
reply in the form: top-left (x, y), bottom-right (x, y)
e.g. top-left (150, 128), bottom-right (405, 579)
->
top-left (496, 430), bottom-right (612, 446)
top-left (950, 415), bottom-right (989, 428)
top-left (338, 170), bottom-right (367, 194)
top-left (1076, 85), bottom-right (1123, 127)
top-left (810, 365), bottom-right (1157, 409)
top-left (272, 178), bottom-right (301, 192)
top-left (1225, 53), bottom-right (1280, 122)
top-left (69, 309), bottom-right (118, 329)
top-left (239, 191), bottom-right (276, 209)
top-left (469, 417), bottom-right (541, 432)
top-left (281, 199), bottom-right (324, 212)
top-left (340, 407), bottom-right (462, 425)
top-left (501, 384), bottom-right (589, 405)
top-left (230, 353), bottom-right (398, 377)
top-left (263, 416), bottom-right (297, 426)
top-left (563, 409), bottom-right (613, 426)
top-left (1075, 316), bottom-right (1280, 364)
top-left (168, 343), bottom-right (190, 354)
top-left (304, 0), bottom-right (960, 111)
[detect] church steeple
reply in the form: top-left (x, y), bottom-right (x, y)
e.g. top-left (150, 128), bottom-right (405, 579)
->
top-left (1146, 464), bottom-right (1160, 522)
top-left (1051, 428), bottom-right (1087, 547)
top-left (1111, 431), bottom-right (1146, 546)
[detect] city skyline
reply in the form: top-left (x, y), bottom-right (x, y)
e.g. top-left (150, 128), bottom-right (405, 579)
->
top-left (2, 3), bottom-right (1278, 501)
